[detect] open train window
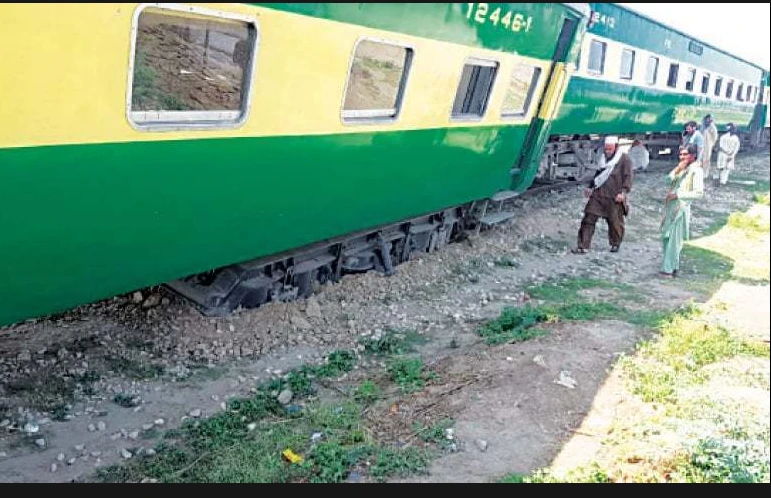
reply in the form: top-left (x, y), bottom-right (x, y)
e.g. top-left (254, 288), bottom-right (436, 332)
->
top-left (745, 85), bottom-right (752, 102)
top-left (667, 63), bottom-right (679, 88)
top-left (501, 63), bottom-right (541, 118)
top-left (701, 73), bottom-right (710, 94)
top-left (736, 83), bottom-right (744, 101)
top-left (714, 77), bottom-right (723, 97)
top-left (645, 56), bottom-right (659, 85)
top-left (726, 80), bottom-right (734, 99)
top-left (587, 39), bottom-right (606, 75)
top-left (619, 49), bottom-right (635, 80)
top-left (342, 39), bottom-right (413, 122)
top-left (685, 68), bottom-right (696, 92)
top-left (127, 5), bottom-right (258, 130)
top-left (451, 58), bottom-right (498, 119)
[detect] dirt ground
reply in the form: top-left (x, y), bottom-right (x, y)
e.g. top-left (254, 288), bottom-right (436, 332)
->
top-left (0, 151), bottom-right (768, 483)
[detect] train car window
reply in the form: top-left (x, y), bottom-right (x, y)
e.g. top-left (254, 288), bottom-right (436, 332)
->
top-left (619, 49), bottom-right (635, 80)
top-left (342, 39), bottom-right (413, 122)
top-left (726, 80), bottom-right (734, 99)
top-left (451, 58), bottom-right (499, 119)
top-left (645, 56), bottom-right (659, 85)
top-left (128, 5), bottom-right (257, 128)
top-left (701, 73), bottom-right (710, 94)
top-left (667, 64), bottom-right (679, 88)
top-left (587, 39), bottom-right (606, 75)
top-left (714, 77), bottom-right (723, 97)
top-left (736, 83), bottom-right (744, 101)
top-left (501, 63), bottom-right (541, 118)
top-left (685, 68), bottom-right (696, 92)
top-left (745, 85), bottom-right (752, 102)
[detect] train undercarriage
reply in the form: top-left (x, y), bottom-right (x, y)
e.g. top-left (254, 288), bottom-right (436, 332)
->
top-left (534, 128), bottom-right (769, 183)
top-left (167, 127), bottom-right (768, 315)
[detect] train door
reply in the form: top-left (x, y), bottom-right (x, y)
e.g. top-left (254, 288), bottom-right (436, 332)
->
top-left (510, 15), bottom-right (582, 191)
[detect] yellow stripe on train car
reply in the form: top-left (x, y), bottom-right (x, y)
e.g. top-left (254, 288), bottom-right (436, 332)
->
top-left (0, 3), bottom-right (551, 150)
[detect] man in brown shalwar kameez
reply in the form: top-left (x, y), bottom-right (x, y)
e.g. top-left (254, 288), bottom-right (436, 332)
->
top-left (571, 135), bottom-right (634, 254)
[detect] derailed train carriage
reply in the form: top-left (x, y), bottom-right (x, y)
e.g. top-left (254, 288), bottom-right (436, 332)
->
top-left (0, 3), bottom-right (590, 325)
top-left (0, 3), bottom-right (768, 327)
top-left (539, 2), bottom-right (770, 182)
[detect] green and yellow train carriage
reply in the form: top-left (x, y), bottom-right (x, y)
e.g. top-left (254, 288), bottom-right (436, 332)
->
top-left (0, 3), bottom-right (591, 326)
top-left (540, 2), bottom-right (769, 181)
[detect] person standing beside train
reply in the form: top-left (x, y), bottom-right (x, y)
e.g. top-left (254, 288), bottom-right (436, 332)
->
top-left (713, 123), bottom-right (741, 187)
top-left (681, 121), bottom-right (704, 166)
top-left (700, 114), bottom-right (718, 178)
top-left (571, 136), bottom-right (634, 254)
top-left (628, 139), bottom-right (650, 172)
top-left (659, 143), bottom-right (704, 278)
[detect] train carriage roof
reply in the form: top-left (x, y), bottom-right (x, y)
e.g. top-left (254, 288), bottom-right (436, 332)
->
top-left (590, 3), bottom-right (768, 78)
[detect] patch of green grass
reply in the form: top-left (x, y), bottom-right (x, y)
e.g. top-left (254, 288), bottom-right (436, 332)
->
top-left (672, 434), bottom-right (771, 483)
top-left (527, 278), bottom-right (636, 303)
top-left (753, 192), bottom-right (770, 206)
top-left (360, 328), bottom-right (427, 356)
top-left (413, 418), bottom-right (455, 449)
top-left (367, 446), bottom-right (430, 482)
top-left (476, 305), bottom-right (551, 346)
top-left (679, 245), bottom-right (734, 295)
top-left (493, 256), bottom-right (520, 268)
top-left (353, 380), bottom-right (380, 405)
top-left (726, 211), bottom-right (770, 233)
top-left (623, 309), bottom-right (672, 329)
top-left (96, 398), bottom-right (427, 483)
top-left (552, 302), bottom-right (623, 321)
top-left (92, 346), bottom-right (431, 483)
top-left (386, 357), bottom-right (435, 393)
top-left (113, 393), bottom-right (140, 408)
top-left (500, 462), bottom-right (612, 483)
top-left (314, 350), bottom-right (357, 378)
top-left (622, 305), bottom-right (769, 404)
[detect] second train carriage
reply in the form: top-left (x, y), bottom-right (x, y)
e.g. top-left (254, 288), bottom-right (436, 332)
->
top-left (0, 3), bottom-right (591, 326)
top-left (539, 2), bottom-right (770, 182)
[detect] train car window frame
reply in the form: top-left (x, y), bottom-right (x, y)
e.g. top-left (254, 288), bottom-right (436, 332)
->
top-left (667, 63), bottom-right (679, 88)
top-left (645, 55), bottom-right (659, 86)
top-left (450, 57), bottom-right (499, 121)
top-left (714, 76), bottom-right (723, 97)
top-left (586, 39), bottom-right (606, 75)
top-left (684, 67), bottom-right (696, 92)
top-left (500, 63), bottom-right (542, 119)
top-left (340, 36), bottom-right (414, 125)
top-left (126, 3), bottom-right (259, 132)
top-left (700, 73), bottom-right (710, 94)
top-left (619, 48), bottom-right (635, 80)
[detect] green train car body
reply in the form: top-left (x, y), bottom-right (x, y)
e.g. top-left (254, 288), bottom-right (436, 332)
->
top-left (0, 3), bottom-right (589, 326)
top-left (551, 3), bottom-right (768, 136)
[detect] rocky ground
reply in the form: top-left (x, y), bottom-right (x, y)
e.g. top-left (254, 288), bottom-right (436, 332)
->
top-left (0, 151), bottom-right (768, 482)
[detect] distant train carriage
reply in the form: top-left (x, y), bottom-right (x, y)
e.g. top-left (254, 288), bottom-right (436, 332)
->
top-left (539, 2), bottom-right (769, 181)
top-left (0, 3), bottom-right (591, 327)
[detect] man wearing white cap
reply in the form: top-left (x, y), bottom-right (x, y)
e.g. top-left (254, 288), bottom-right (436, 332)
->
top-left (571, 135), bottom-right (634, 254)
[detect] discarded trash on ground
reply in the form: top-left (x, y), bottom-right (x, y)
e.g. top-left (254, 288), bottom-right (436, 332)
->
top-left (282, 448), bottom-right (303, 464)
top-left (554, 370), bottom-right (577, 389)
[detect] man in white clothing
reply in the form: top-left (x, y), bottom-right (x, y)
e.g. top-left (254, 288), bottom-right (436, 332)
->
top-left (700, 114), bottom-right (718, 178)
top-left (714, 123), bottom-right (741, 186)
top-left (628, 139), bottom-right (650, 172)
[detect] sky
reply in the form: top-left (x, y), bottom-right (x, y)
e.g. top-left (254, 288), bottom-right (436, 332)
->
top-left (617, 3), bottom-right (770, 69)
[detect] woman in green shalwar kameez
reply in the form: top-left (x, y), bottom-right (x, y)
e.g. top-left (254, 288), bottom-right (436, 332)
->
top-left (660, 144), bottom-right (704, 277)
